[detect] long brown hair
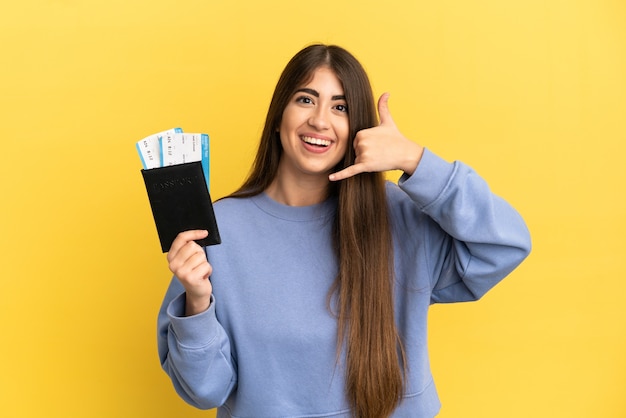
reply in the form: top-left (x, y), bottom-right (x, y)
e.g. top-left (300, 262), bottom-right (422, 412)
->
top-left (231, 44), bottom-right (405, 417)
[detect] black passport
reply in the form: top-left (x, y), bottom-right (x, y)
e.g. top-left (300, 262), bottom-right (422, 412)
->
top-left (141, 161), bottom-right (221, 252)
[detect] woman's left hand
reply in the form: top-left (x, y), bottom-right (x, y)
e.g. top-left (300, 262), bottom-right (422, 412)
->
top-left (329, 93), bottom-right (424, 181)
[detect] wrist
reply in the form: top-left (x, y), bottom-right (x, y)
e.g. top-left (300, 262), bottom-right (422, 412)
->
top-left (400, 142), bottom-right (424, 176)
top-left (184, 293), bottom-right (212, 316)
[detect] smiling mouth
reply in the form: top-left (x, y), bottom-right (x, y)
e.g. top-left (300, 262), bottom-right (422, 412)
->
top-left (301, 136), bottom-right (331, 147)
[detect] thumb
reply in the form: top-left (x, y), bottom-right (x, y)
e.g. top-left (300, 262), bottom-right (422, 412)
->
top-left (377, 92), bottom-right (394, 125)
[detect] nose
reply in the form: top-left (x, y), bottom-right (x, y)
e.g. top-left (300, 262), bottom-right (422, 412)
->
top-left (308, 107), bottom-right (330, 130)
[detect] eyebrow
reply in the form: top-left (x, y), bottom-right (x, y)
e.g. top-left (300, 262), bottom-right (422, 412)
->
top-left (295, 88), bottom-right (346, 101)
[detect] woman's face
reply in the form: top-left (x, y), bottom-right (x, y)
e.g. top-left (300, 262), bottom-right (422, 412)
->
top-left (277, 66), bottom-right (350, 181)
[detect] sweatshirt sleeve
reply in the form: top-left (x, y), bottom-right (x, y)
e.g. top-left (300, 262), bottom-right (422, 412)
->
top-left (397, 148), bottom-right (532, 303)
top-left (157, 277), bottom-right (237, 409)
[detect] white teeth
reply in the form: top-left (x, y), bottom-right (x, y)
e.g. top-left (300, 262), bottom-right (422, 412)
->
top-left (302, 136), bottom-right (331, 147)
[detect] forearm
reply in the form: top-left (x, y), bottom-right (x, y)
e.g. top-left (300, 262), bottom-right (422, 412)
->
top-left (398, 149), bottom-right (531, 300)
top-left (157, 280), bottom-right (236, 409)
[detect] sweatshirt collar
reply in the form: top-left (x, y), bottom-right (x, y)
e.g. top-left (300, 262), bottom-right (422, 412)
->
top-left (251, 192), bottom-right (337, 222)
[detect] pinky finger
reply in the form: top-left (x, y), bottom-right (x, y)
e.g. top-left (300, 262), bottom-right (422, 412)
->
top-left (329, 164), bottom-right (364, 181)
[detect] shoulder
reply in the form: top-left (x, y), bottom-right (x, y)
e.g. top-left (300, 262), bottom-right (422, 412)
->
top-left (214, 195), bottom-right (254, 210)
top-left (385, 180), bottom-right (419, 215)
top-left (214, 195), bottom-right (247, 208)
top-left (212, 195), bottom-right (257, 222)
top-left (384, 180), bottom-right (429, 232)
top-left (385, 180), bottom-right (405, 202)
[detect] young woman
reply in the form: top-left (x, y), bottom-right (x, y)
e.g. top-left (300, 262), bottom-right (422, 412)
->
top-left (157, 44), bottom-right (531, 418)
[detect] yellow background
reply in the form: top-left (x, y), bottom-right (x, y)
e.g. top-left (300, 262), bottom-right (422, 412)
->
top-left (1, 0), bottom-right (624, 417)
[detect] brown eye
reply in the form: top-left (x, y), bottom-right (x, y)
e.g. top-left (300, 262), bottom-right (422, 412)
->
top-left (296, 96), bottom-right (313, 104)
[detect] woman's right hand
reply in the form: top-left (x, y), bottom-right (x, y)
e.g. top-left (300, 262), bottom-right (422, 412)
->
top-left (167, 230), bottom-right (213, 316)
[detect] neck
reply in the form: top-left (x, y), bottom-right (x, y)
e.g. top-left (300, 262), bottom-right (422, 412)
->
top-left (265, 170), bottom-right (330, 207)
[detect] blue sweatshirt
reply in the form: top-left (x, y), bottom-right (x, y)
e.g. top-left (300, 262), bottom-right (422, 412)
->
top-left (157, 149), bottom-right (531, 417)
